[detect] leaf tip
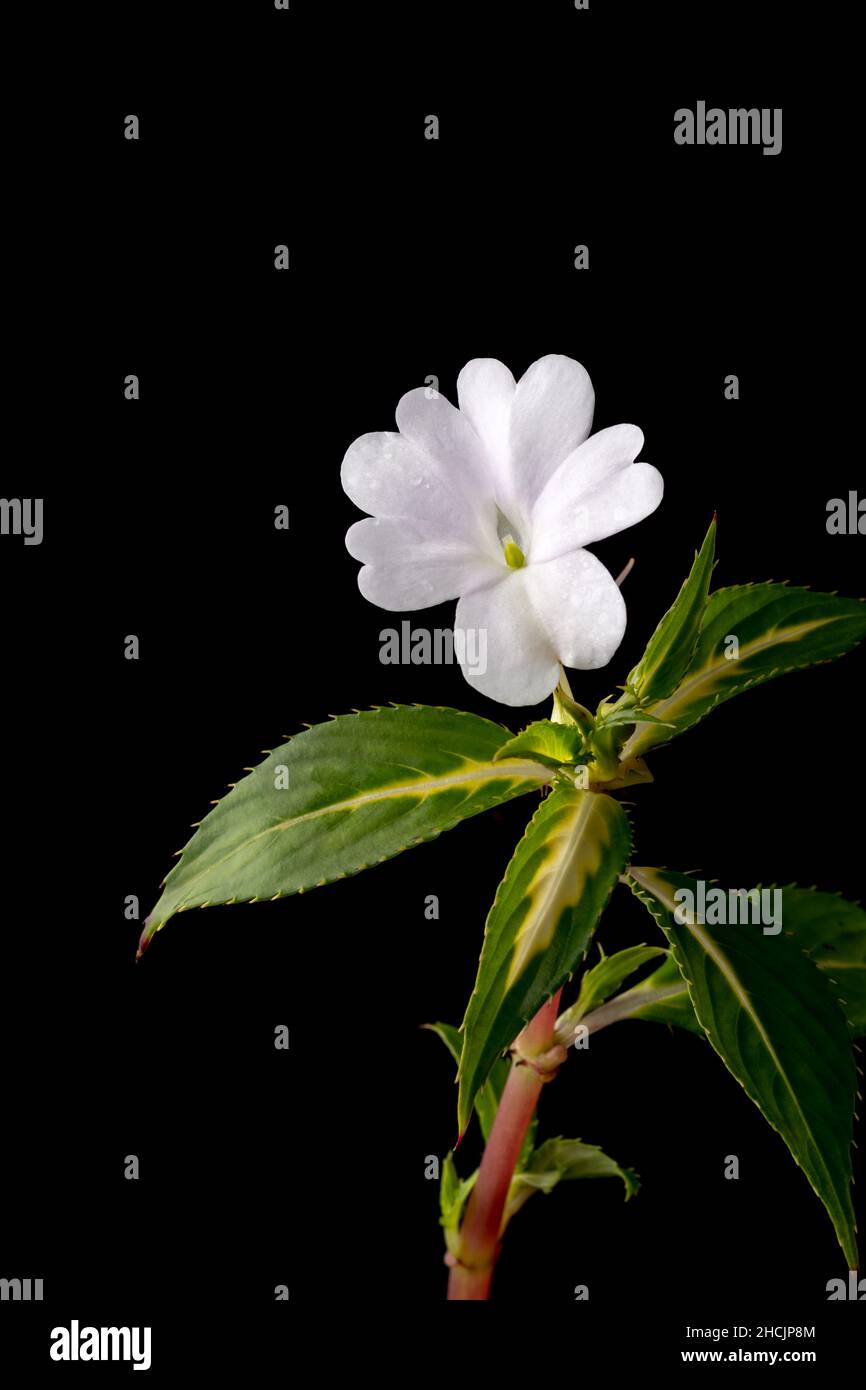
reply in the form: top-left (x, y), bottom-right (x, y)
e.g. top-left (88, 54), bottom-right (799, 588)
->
top-left (136, 915), bottom-right (158, 961)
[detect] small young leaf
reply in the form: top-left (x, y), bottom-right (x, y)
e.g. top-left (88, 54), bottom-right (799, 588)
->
top-left (594, 757), bottom-right (654, 791)
top-left (439, 1152), bottom-right (478, 1257)
top-left (504, 1137), bottom-right (639, 1223)
top-left (442, 1137), bottom-right (637, 1257)
top-left (494, 719), bottom-right (585, 771)
top-left (423, 1020), bottom-right (463, 1067)
top-left (551, 688), bottom-right (596, 737)
top-left (457, 788), bottom-right (631, 1135)
top-left (556, 943), bottom-right (666, 1038)
top-left (610, 952), bottom-right (703, 1032)
top-left (140, 705), bottom-right (550, 955)
top-left (621, 584), bottom-right (866, 761)
top-left (594, 707), bottom-right (675, 730)
top-left (571, 953), bottom-right (703, 1035)
top-left (627, 516), bottom-right (717, 703)
top-left (628, 866), bottom-right (859, 1267)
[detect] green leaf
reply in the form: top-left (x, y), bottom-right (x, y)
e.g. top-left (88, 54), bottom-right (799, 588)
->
top-left (439, 1152), bottom-right (478, 1257)
top-left (551, 687), bottom-right (596, 737)
top-left (494, 720), bottom-right (585, 771)
top-left (457, 788), bottom-right (631, 1135)
top-left (140, 705), bottom-right (551, 956)
top-left (423, 1022), bottom-right (537, 1161)
top-left (622, 584), bottom-right (866, 761)
top-left (774, 887), bottom-right (866, 1036)
top-left (555, 944), bottom-right (666, 1039)
top-left (628, 866), bottom-right (859, 1267)
top-left (504, 1137), bottom-right (640, 1223)
top-left (594, 707), bottom-right (675, 730)
top-left (422, 1020), bottom-right (463, 1068)
top-left (626, 516), bottom-right (717, 703)
top-left (625, 887), bottom-right (866, 1039)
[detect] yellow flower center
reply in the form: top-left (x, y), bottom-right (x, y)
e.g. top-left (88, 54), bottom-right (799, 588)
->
top-left (503, 534), bottom-right (525, 569)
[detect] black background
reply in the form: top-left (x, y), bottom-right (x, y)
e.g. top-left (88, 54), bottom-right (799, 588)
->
top-left (3, 0), bottom-right (863, 1376)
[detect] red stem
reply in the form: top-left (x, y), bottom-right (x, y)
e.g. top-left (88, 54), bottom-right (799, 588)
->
top-left (447, 990), bottom-right (563, 1300)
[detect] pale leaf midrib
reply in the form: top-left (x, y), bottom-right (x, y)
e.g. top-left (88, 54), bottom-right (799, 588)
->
top-left (506, 795), bottom-right (596, 986)
top-left (163, 758), bottom-right (550, 917)
top-left (622, 616), bottom-right (834, 758)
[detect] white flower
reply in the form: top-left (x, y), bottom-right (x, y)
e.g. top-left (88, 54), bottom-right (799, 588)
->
top-left (341, 355), bottom-right (663, 706)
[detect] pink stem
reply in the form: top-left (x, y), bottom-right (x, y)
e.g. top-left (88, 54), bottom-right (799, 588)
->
top-left (447, 990), bottom-right (564, 1301)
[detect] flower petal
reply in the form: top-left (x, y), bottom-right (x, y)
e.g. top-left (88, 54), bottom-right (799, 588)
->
top-left (529, 424), bottom-right (662, 563)
top-left (524, 548), bottom-right (627, 669)
top-left (454, 571), bottom-right (561, 707)
top-left (456, 357), bottom-right (516, 497)
top-left (348, 518), bottom-right (500, 611)
top-left (394, 388), bottom-right (498, 544)
top-left (341, 431), bottom-right (485, 546)
top-left (509, 355), bottom-right (595, 519)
